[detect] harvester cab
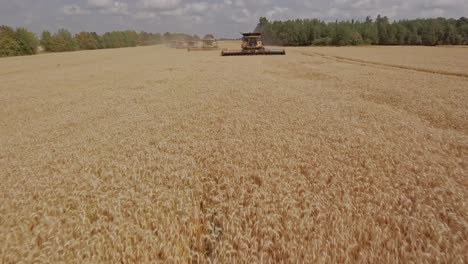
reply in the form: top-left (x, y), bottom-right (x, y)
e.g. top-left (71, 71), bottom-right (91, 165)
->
top-left (202, 38), bottom-right (218, 49)
top-left (221, 32), bottom-right (285, 56)
top-left (241, 33), bottom-right (263, 49)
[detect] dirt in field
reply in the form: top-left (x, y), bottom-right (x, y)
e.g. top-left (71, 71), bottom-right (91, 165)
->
top-left (0, 43), bottom-right (467, 263)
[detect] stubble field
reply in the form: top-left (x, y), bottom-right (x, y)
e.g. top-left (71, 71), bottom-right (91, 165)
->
top-left (0, 43), bottom-right (467, 263)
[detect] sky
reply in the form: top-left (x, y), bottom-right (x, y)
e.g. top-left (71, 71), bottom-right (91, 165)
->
top-left (1, 0), bottom-right (467, 38)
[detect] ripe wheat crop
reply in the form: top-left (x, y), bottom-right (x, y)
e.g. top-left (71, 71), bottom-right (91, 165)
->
top-left (0, 44), bottom-right (467, 263)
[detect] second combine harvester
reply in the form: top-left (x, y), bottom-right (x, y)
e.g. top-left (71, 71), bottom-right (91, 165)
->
top-left (188, 34), bottom-right (219, 51)
top-left (221, 32), bottom-right (285, 56)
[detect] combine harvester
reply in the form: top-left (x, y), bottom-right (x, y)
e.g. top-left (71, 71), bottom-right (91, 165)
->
top-left (175, 41), bottom-right (188, 49)
top-left (187, 41), bottom-right (198, 49)
top-left (188, 35), bottom-right (219, 51)
top-left (221, 33), bottom-right (285, 56)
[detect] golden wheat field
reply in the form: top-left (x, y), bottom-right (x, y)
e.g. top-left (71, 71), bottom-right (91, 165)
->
top-left (1, 42), bottom-right (467, 263)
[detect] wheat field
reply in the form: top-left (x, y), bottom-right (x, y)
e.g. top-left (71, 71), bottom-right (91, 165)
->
top-left (0, 43), bottom-right (467, 263)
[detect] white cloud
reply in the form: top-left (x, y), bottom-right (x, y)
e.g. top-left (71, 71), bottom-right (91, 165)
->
top-left (149, 1), bottom-right (222, 19)
top-left (133, 11), bottom-right (158, 20)
top-left (235, 0), bottom-right (245, 7)
top-left (140, 0), bottom-right (182, 10)
top-left (189, 2), bottom-right (209, 13)
top-left (424, 0), bottom-right (465, 8)
top-left (266, 7), bottom-right (289, 20)
top-left (161, 7), bottom-right (186, 16)
top-left (351, 0), bottom-right (380, 9)
top-left (87, 0), bottom-right (114, 8)
top-left (62, 5), bottom-right (89, 15)
top-left (103, 2), bottom-right (129, 15)
top-left (420, 7), bottom-right (446, 17)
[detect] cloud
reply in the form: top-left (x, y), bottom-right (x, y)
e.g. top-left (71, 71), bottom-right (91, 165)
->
top-left (139, 0), bottom-right (183, 10)
top-left (423, 0), bottom-right (465, 8)
top-left (266, 6), bottom-right (289, 20)
top-left (62, 4), bottom-right (89, 15)
top-left (103, 2), bottom-right (129, 15)
top-left (87, 0), bottom-right (114, 8)
top-left (189, 2), bottom-right (210, 13)
top-left (133, 11), bottom-right (158, 20)
top-left (420, 7), bottom-right (446, 17)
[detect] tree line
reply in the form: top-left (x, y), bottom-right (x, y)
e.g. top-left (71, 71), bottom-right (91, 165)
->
top-left (0, 25), bottom-right (199, 57)
top-left (255, 16), bottom-right (468, 46)
top-left (0, 26), bottom-right (39, 57)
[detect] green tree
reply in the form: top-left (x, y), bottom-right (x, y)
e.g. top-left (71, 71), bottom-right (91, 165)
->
top-left (376, 15), bottom-right (394, 44)
top-left (255, 17), bottom-right (269, 33)
top-left (421, 21), bottom-right (437, 46)
top-left (101, 32), bottom-right (116, 48)
top-left (457, 17), bottom-right (468, 44)
top-left (334, 22), bottom-right (353, 46)
top-left (48, 29), bottom-right (78, 52)
top-left (394, 24), bottom-right (409, 45)
top-left (41, 31), bottom-right (53, 51)
top-left (90, 32), bottom-right (102, 49)
top-left (15, 28), bottom-right (39, 55)
top-left (0, 25), bottom-right (19, 57)
top-left (76, 32), bottom-right (99, 50)
top-left (256, 15), bottom-right (467, 47)
top-left (408, 32), bottom-right (422, 45)
top-left (359, 17), bottom-right (378, 44)
top-left (0, 25), bottom-right (16, 41)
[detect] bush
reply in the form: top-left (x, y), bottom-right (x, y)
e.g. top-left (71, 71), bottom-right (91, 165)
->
top-left (349, 31), bottom-right (364, 45)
